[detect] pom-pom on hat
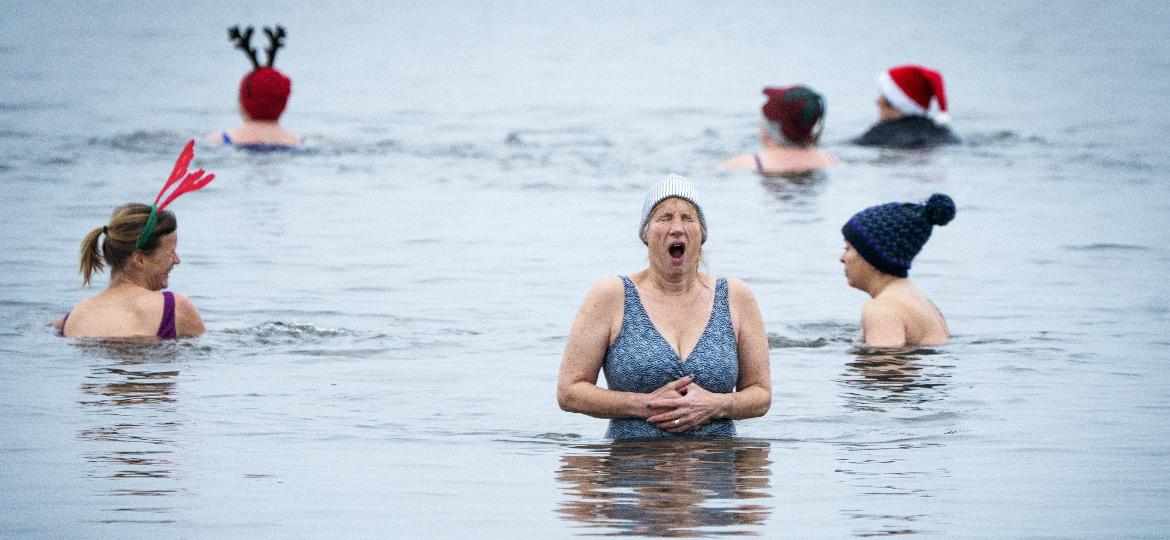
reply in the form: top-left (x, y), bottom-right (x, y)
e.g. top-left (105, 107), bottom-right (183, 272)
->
top-left (639, 174), bottom-right (707, 245)
top-left (761, 86), bottom-right (826, 146)
top-left (229, 25), bottom-right (291, 121)
top-left (878, 65), bottom-right (950, 123)
top-left (841, 193), bottom-right (956, 277)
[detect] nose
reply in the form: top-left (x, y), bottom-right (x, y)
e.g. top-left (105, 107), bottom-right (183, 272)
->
top-left (839, 252), bottom-right (846, 264)
top-left (173, 252), bottom-right (181, 265)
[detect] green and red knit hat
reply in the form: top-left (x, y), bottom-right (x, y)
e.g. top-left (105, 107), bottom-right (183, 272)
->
top-left (841, 193), bottom-right (956, 277)
top-left (761, 86), bottom-right (825, 146)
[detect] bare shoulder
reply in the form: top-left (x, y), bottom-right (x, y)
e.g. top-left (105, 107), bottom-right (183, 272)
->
top-left (203, 130), bottom-right (226, 146)
top-left (580, 276), bottom-right (625, 311)
top-left (725, 277), bottom-right (760, 305)
top-left (721, 153), bottom-right (756, 171)
top-left (566, 276), bottom-right (627, 353)
top-left (171, 292), bottom-right (199, 313)
top-left (860, 297), bottom-right (911, 347)
top-left (819, 149), bottom-right (840, 167)
top-left (724, 277), bottom-right (764, 337)
top-left (861, 297), bottom-right (905, 325)
top-left (862, 296), bottom-right (899, 314)
top-left (280, 130), bottom-right (302, 146)
top-left (172, 292), bottom-right (206, 337)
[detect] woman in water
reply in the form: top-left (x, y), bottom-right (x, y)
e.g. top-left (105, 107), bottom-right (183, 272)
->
top-left (840, 193), bottom-right (957, 347)
top-left (57, 142), bottom-right (214, 339)
top-left (722, 85), bottom-right (836, 176)
top-left (210, 25), bottom-right (300, 149)
top-left (557, 174), bottom-right (771, 438)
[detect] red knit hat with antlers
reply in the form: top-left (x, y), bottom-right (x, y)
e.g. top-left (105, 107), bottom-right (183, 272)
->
top-left (230, 26), bottom-right (291, 121)
top-left (239, 69), bottom-right (290, 121)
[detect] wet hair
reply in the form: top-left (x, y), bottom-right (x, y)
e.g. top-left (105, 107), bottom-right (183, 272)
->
top-left (79, 203), bottom-right (177, 286)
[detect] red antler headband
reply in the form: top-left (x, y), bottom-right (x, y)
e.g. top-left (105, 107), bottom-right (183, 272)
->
top-left (134, 140), bottom-right (215, 251)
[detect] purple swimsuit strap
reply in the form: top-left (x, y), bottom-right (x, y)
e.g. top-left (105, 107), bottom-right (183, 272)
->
top-left (157, 291), bottom-right (177, 339)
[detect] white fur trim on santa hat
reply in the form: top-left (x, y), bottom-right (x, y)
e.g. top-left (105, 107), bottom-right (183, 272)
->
top-left (878, 70), bottom-right (928, 116)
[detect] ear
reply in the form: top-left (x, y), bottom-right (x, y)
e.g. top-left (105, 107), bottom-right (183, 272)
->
top-left (128, 250), bottom-right (147, 268)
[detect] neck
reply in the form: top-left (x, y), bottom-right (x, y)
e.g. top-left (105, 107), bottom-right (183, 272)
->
top-left (879, 109), bottom-right (905, 123)
top-left (646, 266), bottom-right (701, 294)
top-left (763, 140), bottom-right (813, 152)
top-left (762, 130), bottom-right (806, 150)
top-left (244, 119), bottom-right (281, 128)
top-left (108, 269), bottom-right (151, 291)
top-left (862, 272), bottom-right (901, 298)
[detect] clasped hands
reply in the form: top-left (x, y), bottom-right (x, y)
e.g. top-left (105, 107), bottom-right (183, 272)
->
top-left (644, 375), bottom-right (726, 433)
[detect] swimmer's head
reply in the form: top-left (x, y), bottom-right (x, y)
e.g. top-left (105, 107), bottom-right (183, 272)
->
top-left (878, 65), bottom-right (949, 123)
top-left (841, 193), bottom-right (956, 277)
top-left (239, 68), bottom-right (291, 121)
top-left (761, 86), bottom-right (825, 147)
top-left (229, 25), bottom-right (291, 122)
top-left (81, 204), bottom-right (177, 286)
top-left (640, 174), bottom-right (707, 245)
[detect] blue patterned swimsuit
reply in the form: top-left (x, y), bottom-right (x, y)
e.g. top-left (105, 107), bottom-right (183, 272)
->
top-left (603, 276), bottom-right (739, 439)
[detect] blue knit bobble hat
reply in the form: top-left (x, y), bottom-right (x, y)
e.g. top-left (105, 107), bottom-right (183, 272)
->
top-left (841, 193), bottom-right (956, 277)
top-left (640, 173), bottom-right (707, 245)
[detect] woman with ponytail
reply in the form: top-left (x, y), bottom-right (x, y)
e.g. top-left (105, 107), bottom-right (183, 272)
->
top-left (56, 142), bottom-right (214, 339)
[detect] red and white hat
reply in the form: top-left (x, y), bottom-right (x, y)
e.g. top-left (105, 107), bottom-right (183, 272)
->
top-left (878, 65), bottom-right (950, 123)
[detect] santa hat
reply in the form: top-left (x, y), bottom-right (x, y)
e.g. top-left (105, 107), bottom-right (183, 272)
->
top-left (878, 65), bottom-right (950, 123)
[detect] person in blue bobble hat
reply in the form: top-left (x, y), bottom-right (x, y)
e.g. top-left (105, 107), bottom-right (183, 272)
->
top-left (839, 194), bottom-right (956, 347)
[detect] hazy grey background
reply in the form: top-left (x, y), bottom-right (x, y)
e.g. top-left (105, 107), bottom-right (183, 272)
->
top-left (2, 2), bottom-right (1168, 537)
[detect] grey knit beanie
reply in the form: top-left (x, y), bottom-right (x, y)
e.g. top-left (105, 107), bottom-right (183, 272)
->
top-left (639, 174), bottom-right (707, 244)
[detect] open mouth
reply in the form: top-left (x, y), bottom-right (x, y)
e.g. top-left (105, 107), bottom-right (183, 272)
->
top-left (668, 242), bottom-right (686, 261)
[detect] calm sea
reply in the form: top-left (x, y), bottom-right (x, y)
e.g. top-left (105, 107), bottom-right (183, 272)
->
top-left (2, 2), bottom-right (1169, 537)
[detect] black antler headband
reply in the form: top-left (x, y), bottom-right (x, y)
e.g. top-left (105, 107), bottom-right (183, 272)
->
top-left (263, 26), bottom-right (286, 67)
top-left (229, 25), bottom-right (285, 70)
top-left (228, 25), bottom-right (260, 70)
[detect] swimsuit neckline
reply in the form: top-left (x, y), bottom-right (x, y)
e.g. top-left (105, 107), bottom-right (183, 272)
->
top-left (626, 276), bottom-right (721, 363)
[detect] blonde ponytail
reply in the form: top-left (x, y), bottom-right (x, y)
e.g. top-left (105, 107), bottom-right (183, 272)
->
top-left (79, 226), bottom-right (106, 286)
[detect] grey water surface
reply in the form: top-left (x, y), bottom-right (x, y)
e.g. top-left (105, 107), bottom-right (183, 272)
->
top-left (2, 2), bottom-right (1169, 538)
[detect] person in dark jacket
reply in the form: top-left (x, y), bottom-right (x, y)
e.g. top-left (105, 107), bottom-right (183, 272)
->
top-left (853, 65), bottom-right (960, 148)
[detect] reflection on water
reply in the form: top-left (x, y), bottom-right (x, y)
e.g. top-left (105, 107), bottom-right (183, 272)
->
top-left (838, 349), bottom-right (951, 412)
top-left (834, 349), bottom-right (954, 537)
top-left (759, 173), bottom-right (827, 210)
top-left (556, 439), bottom-right (772, 537)
top-left (74, 340), bottom-right (185, 524)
